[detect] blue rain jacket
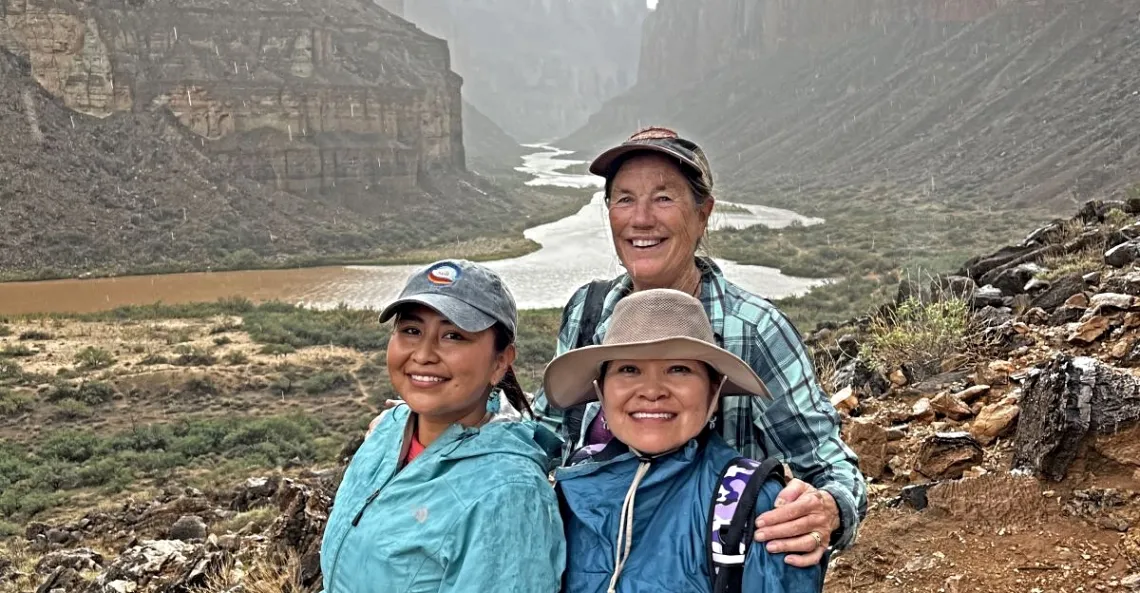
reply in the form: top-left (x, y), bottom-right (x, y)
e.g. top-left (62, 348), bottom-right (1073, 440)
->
top-left (320, 400), bottom-right (566, 593)
top-left (555, 432), bottom-right (822, 593)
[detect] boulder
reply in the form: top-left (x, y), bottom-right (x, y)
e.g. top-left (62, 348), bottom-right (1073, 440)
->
top-left (830, 386), bottom-right (858, 415)
top-left (1050, 305), bottom-right (1087, 326)
top-left (914, 432), bottom-right (984, 480)
top-left (990, 263), bottom-right (1044, 296)
top-left (844, 419), bottom-right (891, 480)
top-left (1102, 271), bottom-right (1140, 296)
top-left (169, 515), bottom-right (207, 542)
top-left (971, 398), bottom-right (1021, 445)
top-left (1089, 292), bottom-right (1138, 313)
top-left (931, 391), bottom-right (973, 421)
top-left (911, 398), bottom-right (935, 423)
top-left (952, 384), bottom-right (991, 403)
top-left (1013, 355), bottom-right (1140, 480)
top-left (971, 286), bottom-right (1006, 309)
top-left (1106, 240), bottom-right (1140, 268)
top-left (831, 358), bottom-right (891, 398)
top-left (1067, 315), bottom-right (1112, 344)
top-left (35, 548), bottom-right (103, 575)
top-left (1029, 274), bottom-right (1086, 312)
top-left (931, 275), bottom-right (977, 303)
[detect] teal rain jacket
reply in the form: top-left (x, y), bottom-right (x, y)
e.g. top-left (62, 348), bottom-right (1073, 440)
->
top-left (320, 400), bottom-right (566, 593)
top-left (555, 432), bottom-right (823, 593)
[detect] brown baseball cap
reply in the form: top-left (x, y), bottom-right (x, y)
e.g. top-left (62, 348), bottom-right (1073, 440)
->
top-left (588, 126), bottom-right (714, 188)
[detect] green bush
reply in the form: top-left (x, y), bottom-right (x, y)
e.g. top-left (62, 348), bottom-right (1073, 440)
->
top-left (75, 346), bottom-right (115, 370)
top-left (0, 389), bottom-right (33, 417)
top-left (259, 343), bottom-right (296, 356)
top-left (51, 399), bottom-right (93, 421)
top-left (213, 336), bottom-right (233, 346)
top-left (243, 305), bottom-right (388, 351)
top-left (0, 360), bottom-right (22, 382)
top-left (301, 371), bottom-right (353, 395)
top-left (223, 351), bottom-right (250, 365)
top-left (0, 344), bottom-right (34, 358)
top-left (859, 297), bottom-right (972, 372)
top-left (183, 376), bottom-right (219, 396)
top-left (0, 325), bottom-right (10, 337)
top-left (172, 345), bottom-right (217, 367)
top-left (140, 353), bottom-right (169, 365)
top-left (18, 330), bottom-right (52, 341)
top-left (0, 415), bottom-right (326, 520)
top-left (45, 381), bottom-right (115, 406)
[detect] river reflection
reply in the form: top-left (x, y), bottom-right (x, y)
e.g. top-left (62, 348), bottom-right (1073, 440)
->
top-left (0, 146), bottom-right (827, 315)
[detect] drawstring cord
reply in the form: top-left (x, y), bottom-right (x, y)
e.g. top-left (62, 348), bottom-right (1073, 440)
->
top-left (608, 459), bottom-right (651, 593)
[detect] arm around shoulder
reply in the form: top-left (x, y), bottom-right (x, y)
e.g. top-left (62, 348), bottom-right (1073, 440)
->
top-left (741, 480), bottom-right (823, 593)
top-left (439, 478), bottom-right (566, 593)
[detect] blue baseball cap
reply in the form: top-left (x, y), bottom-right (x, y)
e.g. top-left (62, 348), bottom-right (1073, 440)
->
top-left (379, 259), bottom-right (518, 337)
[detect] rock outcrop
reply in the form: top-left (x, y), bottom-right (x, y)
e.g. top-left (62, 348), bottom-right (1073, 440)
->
top-left (567, 0), bottom-right (1140, 209)
top-left (1, 0), bottom-right (464, 214)
top-left (404, 0), bottom-right (648, 141)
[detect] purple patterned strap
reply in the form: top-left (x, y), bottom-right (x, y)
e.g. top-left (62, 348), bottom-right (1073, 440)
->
top-left (710, 458), bottom-right (761, 567)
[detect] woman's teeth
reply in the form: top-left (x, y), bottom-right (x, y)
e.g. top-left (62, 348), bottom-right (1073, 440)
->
top-left (632, 239), bottom-right (662, 248)
top-left (410, 374), bottom-right (446, 383)
top-left (631, 412), bottom-right (675, 420)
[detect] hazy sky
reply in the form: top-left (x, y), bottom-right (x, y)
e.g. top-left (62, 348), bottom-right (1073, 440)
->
top-left (647, 0), bottom-right (657, 8)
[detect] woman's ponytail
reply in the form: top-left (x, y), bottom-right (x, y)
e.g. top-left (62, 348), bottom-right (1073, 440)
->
top-left (497, 366), bottom-right (533, 418)
top-left (492, 323), bottom-right (533, 418)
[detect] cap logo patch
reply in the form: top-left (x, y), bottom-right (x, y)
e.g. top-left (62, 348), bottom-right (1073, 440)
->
top-left (629, 126), bottom-right (679, 141)
top-left (426, 262), bottom-right (461, 286)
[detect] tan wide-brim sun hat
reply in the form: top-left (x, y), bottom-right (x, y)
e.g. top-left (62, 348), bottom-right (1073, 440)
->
top-left (542, 288), bottom-right (771, 409)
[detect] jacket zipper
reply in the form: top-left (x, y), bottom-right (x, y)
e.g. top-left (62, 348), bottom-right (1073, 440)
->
top-left (351, 488), bottom-right (381, 526)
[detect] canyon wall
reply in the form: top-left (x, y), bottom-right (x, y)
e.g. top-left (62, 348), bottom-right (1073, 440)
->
top-left (0, 0), bottom-right (464, 213)
top-left (567, 0), bottom-right (1138, 209)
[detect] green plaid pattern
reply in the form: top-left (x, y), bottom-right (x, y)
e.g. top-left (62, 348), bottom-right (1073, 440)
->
top-left (532, 258), bottom-right (867, 549)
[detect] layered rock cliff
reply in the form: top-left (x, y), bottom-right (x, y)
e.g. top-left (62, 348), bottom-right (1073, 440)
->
top-left (404, 0), bottom-right (648, 142)
top-left (1, 0), bottom-right (465, 215)
top-left (568, 0), bottom-right (1138, 209)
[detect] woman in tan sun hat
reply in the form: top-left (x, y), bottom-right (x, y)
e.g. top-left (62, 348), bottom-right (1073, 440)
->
top-left (547, 288), bottom-right (822, 593)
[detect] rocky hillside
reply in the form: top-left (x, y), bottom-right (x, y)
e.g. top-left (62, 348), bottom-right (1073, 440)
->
top-left (404, 0), bottom-right (648, 142)
top-left (4, 199), bottom-right (1140, 592)
top-left (0, 0), bottom-right (585, 278)
top-left (566, 0), bottom-right (1140, 209)
top-left (0, 48), bottom-right (387, 278)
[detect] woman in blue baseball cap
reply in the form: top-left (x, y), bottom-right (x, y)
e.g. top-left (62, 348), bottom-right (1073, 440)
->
top-left (319, 259), bottom-right (565, 593)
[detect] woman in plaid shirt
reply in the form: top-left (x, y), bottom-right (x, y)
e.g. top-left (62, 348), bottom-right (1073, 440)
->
top-left (531, 126), bottom-right (867, 569)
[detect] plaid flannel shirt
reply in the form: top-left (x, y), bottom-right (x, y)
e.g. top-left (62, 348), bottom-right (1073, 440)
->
top-left (532, 258), bottom-right (868, 549)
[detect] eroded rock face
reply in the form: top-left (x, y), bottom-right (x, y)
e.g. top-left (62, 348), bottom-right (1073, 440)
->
top-left (1013, 355), bottom-right (1140, 480)
top-left (1, 0), bottom-right (464, 212)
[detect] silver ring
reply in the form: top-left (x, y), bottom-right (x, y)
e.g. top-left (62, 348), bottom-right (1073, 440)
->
top-left (809, 531), bottom-right (823, 550)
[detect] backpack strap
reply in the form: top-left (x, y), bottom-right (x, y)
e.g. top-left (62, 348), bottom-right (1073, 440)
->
top-left (708, 457), bottom-right (786, 593)
top-left (561, 278), bottom-right (618, 447)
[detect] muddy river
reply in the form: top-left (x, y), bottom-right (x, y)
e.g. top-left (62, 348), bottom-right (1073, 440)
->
top-left (0, 145), bottom-right (826, 315)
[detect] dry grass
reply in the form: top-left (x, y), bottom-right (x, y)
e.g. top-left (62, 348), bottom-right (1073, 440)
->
top-left (0, 538), bottom-right (39, 593)
top-left (203, 548), bottom-right (315, 593)
top-left (859, 297), bottom-right (974, 372)
top-left (215, 506), bottom-right (278, 536)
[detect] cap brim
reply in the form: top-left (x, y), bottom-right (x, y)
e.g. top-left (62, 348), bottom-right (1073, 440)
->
top-left (379, 294), bottom-right (497, 333)
top-left (589, 143), bottom-right (704, 178)
top-left (541, 336), bottom-right (771, 409)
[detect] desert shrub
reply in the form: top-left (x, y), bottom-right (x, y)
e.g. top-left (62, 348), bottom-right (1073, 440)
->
top-left (0, 345), bottom-right (33, 358)
top-left (172, 345), bottom-right (217, 367)
top-left (0, 389), bottom-right (33, 417)
top-left (223, 351), bottom-right (249, 365)
top-left (18, 330), bottom-right (52, 341)
top-left (859, 297), bottom-right (972, 372)
top-left (301, 371), bottom-right (353, 395)
top-left (75, 346), bottom-right (115, 370)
